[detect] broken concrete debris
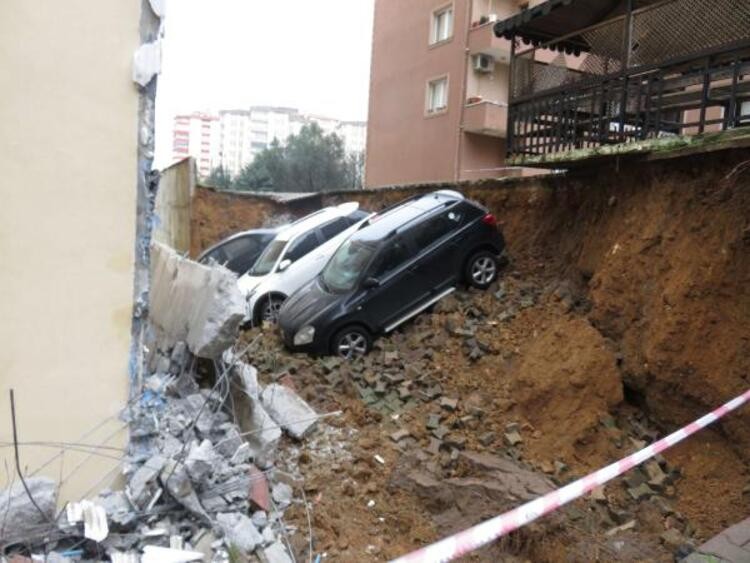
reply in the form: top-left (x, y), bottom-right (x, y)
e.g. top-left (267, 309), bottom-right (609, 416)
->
top-left (0, 335), bottom-right (317, 562)
top-left (149, 242), bottom-right (247, 359)
top-left (261, 383), bottom-right (319, 439)
top-left (0, 476), bottom-right (57, 540)
top-left (216, 512), bottom-right (263, 552)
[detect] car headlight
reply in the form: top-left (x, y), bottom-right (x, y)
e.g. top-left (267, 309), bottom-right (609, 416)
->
top-left (293, 325), bottom-right (315, 346)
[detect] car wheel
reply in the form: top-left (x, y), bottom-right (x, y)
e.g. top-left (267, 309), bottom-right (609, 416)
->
top-left (332, 326), bottom-right (372, 360)
top-left (466, 251), bottom-right (498, 289)
top-left (259, 295), bottom-right (284, 324)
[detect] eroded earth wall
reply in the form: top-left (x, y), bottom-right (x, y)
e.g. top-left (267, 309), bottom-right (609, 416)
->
top-left (193, 148), bottom-right (750, 470)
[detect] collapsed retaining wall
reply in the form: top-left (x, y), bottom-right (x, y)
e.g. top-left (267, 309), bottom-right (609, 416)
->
top-left (191, 145), bottom-right (750, 467)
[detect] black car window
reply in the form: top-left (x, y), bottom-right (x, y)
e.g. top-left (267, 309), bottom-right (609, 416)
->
top-left (412, 209), bottom-right (460, 249)
top-left (284, 230), bottom-right (320, 262)
top-left (372, 237), bottom-right (413, 278)
top-left (219, 235), bottom-right (264, 274)
top-left (319, 217), bottom-right (351, 242)
top-left (346, 209), bottom-right (369, 225)
top-left (457, 201), bottom-right (484, 223)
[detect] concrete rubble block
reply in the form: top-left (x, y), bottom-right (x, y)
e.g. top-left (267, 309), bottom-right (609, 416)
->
top-left (159, 459), bottom-right (208, 518)
top-left (246, 396), bottom-right (282, 458)
top-left (183, 394), bottom-right (216, 437)
top-left (216, 512), bottom-right (263, 553)
top-left (94, 490), bottom-right (136, 527)
top-left (185, 440), bottom-right (216, 482)
top-left (235, 362), bottom-right (260, 400)
top-left (215, 424), bottom-right (244, 459)
top-left (504, 430), bottom-right (523, 447)
top-left (261, 384), bottom-right (318, 439)
top-left (0, 477), bottom-right (57, 538)
top-left (271, 482), bottom-right (293, 507)
top-left (129, 455), bottom-right (167, 508)
top-left (149, 242), bottom-right (247, 359)
top-left (262, 541), bottom-right (294, 563)
top-left (251, 510), bottom-right (268, 529)
top-left (262, 526), bottom-right (277, 546)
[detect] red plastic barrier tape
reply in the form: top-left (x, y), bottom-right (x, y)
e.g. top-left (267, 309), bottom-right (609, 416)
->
top-left (391, 388), bottom-right (750, 563)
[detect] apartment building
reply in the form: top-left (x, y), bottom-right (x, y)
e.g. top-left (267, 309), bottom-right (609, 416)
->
top-left (172, 112), bottom-right (220, 176)
top-left (173, 107), bottom-right (367, 179)
top-left (365, 0), bottom-right (531, 187)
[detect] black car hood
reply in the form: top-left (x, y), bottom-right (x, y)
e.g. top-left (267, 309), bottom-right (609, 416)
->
top-left (279, 277), bottom-right (342, 331)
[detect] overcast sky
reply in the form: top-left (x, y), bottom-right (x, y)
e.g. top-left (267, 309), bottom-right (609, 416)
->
top-left (154, 0), bottom-right (375, 168)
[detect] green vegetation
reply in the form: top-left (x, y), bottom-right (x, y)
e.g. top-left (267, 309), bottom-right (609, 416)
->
top-left (208, 123), bottom-right (364, 193)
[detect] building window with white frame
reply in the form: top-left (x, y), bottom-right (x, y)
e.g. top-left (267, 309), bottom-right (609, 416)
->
top-left (431, 5), bottom-right (453, 44)
top-left (426, 76), bottom-right (449, 114)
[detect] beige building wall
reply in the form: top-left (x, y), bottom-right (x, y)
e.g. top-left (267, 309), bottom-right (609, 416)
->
top-left (0, 1), bottom-right (142, 501)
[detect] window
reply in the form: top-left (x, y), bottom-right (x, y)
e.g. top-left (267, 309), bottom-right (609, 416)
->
top-left (249, 239), bottom-right (286, 276)
top-left (319, 218), bottom-right (351, 242)
top-left (284, 231), bottom-right (320, 262)
top-left (426, 77), bottom-right (449, 114)
top-left (322, 239), bottom-right (378, 294)
top-left (431, 5), bottom-right (453, 44)
top-left (412, 210), bottom-right (459, 249)
top-left (373, 238), bottom-right (413, 278)
top-left (213, 235), bottom-right (264, 275)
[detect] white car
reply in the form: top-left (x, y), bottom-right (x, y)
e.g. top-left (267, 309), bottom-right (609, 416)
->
top-left (238, 202), bottom-right (371, 325)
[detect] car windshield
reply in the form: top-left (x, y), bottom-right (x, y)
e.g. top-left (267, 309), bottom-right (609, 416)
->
top-left (321, 238), bottom-right (377, 293)
top-left (248, 239), bottom-right (286, 276)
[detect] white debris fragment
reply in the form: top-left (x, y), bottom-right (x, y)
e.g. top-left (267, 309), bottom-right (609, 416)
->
top-left (132, 40), bottom-right (161, 87)
top-left (65, 500), bottom-right (109, 542)
top-left (149, 242), bottom-right (247, 358)
top-left (374, 454), bottom-right (386, 465)
top-left (261, 384), bottom-right (319, 439)
top-left (142, 545), bottom-right (204, 563)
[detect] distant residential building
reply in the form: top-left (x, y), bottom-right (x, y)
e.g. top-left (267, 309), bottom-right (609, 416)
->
top-left (171, 112), bottom-right (220, 177)
top-left (365, 0), bottom-right (527, 187)
top-left (172, 107), bottom-right (367, 179)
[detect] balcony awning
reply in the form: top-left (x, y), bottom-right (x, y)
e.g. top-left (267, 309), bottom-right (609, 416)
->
top-left (493, 0), bottom-right (644, 52)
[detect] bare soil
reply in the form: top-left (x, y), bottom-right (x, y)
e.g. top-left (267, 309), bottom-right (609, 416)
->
top-left (230, 149), bottom-right (750, 561)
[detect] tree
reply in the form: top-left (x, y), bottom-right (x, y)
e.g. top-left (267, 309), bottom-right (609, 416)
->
top-left (234, 140), bottom-right (284, 192)
top-left (206, 165), bottom-right (232, 190)
top-left (343, 150), bottom-right (365, 190)
top-left (233, 123), bottom-right (354, 193)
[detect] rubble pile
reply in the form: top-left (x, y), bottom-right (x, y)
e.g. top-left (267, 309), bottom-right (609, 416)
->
top-left (0, 338), bottom-right (321, 563)
top-left (237, 274), bottom-right (704, 560)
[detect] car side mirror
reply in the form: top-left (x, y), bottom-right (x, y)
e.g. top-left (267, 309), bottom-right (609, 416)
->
top-left (362, 277), bottom-right (381, 289)
top-left (278, 259), bottom-right (292, 272)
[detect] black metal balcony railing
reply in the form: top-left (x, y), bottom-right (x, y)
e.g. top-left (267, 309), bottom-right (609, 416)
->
top-left (507, 0), bottom-right (750, 158)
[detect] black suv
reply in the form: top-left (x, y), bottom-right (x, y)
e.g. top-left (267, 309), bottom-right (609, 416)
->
top-left (278, 190), bottom-right (505, 358)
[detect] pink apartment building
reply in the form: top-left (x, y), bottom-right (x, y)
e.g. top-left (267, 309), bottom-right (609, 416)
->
top-left (365, 0), bottom-right (536, 187)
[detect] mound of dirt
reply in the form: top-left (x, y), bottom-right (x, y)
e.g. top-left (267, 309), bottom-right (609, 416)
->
top-left (510, 317), bottom-right (623, 459)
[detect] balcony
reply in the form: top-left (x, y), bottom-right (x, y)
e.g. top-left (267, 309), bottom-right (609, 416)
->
top-left (462, 100), bottom-right (507, 137)
top-left (468, 22), bottom-right (511, 63)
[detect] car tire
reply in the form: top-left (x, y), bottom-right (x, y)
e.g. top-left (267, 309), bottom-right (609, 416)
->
top-left (465, 250), bottom-right (498, 289)
top-left (256, 295), bottom-right (285, 325)
top-left (331, 326), bottom-right (372, 360)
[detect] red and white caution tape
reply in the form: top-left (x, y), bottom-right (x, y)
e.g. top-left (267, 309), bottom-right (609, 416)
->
top-left (391, 387), bottom-right (750, 563)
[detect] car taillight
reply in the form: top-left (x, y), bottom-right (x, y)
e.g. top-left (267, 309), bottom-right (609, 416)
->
top-left (482, 213), bottom-right (497, 227)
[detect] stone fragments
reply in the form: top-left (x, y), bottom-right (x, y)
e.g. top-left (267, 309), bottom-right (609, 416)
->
top-left (216, 512), bottom-right (263, 553)
top-left (261, 384), bottom-right (318, 439)
top-left (0, 477), bottom-right (57, 539)
top-left (263, 541), bottom-right (295, 563)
